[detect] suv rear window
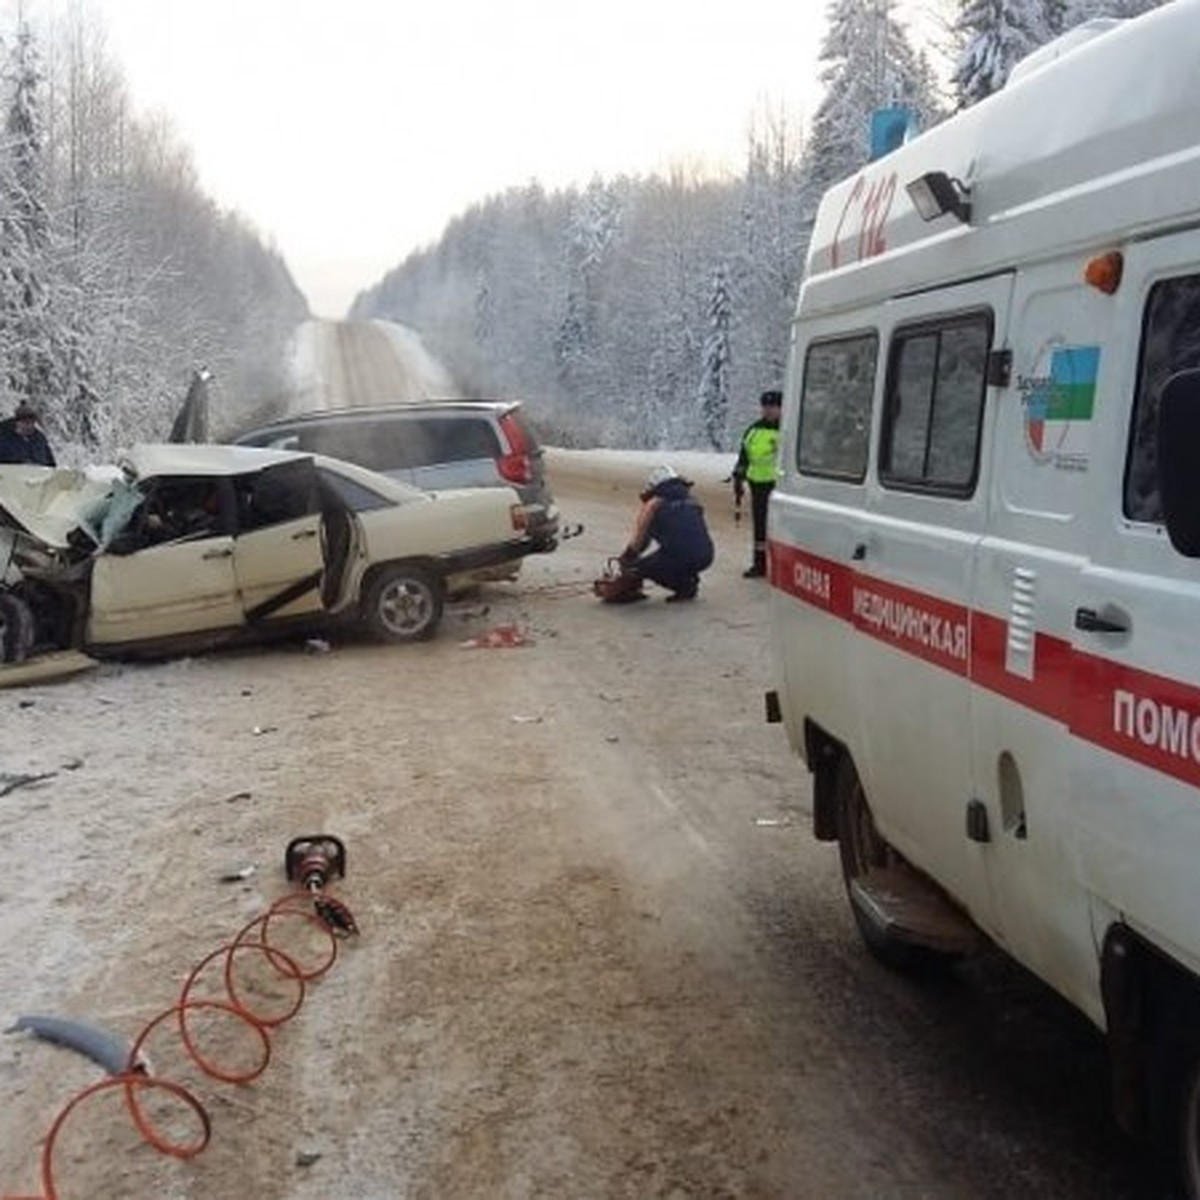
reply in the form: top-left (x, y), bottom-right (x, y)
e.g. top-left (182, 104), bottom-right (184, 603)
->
top-left (294, 416), bottom-right (501, 472)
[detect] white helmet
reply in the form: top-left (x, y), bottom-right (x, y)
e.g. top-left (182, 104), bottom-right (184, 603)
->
top-left (642, 464), bottom-right (679, 497)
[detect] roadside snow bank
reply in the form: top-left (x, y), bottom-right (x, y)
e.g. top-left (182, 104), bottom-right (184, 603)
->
top-left (547, 447), bottom-right (737, 490)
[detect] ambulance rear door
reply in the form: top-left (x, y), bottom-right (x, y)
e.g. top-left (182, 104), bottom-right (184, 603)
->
top-left (850, 274), bottom-right (1013, 924)
top-left (770, 316), bottom-right (880, 764)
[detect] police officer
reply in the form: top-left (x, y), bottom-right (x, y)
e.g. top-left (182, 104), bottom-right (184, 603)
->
top-left (732, 389), bottom-right (782, 578)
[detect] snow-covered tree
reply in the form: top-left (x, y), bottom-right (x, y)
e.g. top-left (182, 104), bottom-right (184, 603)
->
top-left (953, 0), bottom-right (1053, 106)
top-left (557, 178), bottom-right (621, 395)
top-left (0, 23), bottom-right (56, 416)
top-left (736, 106), bottom-right (808, 407)
top-left (806, 0), bottom-right (946, 197)
top-left (1063, 0), bottom-right (1165, 20)
top-left (697, 266), bottom-right (732, 450)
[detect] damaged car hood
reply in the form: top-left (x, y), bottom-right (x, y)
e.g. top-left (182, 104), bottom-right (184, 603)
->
top-left (0, 464), bottom-right (132, 550)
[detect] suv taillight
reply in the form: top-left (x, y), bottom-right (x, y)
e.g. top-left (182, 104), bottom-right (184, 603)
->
top-left (497, 412), bottom-right (534, 485)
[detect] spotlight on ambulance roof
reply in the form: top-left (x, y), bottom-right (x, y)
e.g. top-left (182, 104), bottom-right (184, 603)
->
top-left (906, 171), bottom-right (972, 225)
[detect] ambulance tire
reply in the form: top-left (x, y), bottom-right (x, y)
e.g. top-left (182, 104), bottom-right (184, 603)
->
top-left (834, 753), bottom-right (955, 975)
top-left (1177, 1050), bottom-right (1200, 1200)
top-left (1146, 982), bottom-right (1200, 1199)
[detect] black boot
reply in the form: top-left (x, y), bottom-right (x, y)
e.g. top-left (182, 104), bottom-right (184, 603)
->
top-left (742, 551), bottom-right (766, 579)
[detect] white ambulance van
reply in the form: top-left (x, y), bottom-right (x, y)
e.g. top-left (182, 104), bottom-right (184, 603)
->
top-left (766, 3), bottom-right (1200, 1186)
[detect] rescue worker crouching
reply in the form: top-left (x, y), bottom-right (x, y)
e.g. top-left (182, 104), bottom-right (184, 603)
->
top-left (618, 465), bottom-right (714, 602)
top-left (733, 389), bottom-right (782, 578)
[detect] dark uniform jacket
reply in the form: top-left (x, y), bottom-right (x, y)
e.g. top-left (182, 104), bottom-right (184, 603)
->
top-left (0, 419), bottom-right (55, 466)
top-left (625, 478), bottom-right (715, 570)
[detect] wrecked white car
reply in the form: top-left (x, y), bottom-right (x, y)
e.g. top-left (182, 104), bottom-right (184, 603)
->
top-left (0, 444), bottom-right (534, 662)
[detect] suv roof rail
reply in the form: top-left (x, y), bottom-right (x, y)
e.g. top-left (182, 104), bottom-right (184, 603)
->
top-left (239, 398), bottom-right (524, 431)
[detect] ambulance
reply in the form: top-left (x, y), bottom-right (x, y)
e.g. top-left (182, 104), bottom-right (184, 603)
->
top-left (766, 3), bottom-right (1200, 1186)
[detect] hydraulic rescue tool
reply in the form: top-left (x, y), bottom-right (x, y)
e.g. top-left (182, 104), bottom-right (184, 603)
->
top-left (284, 834), bottom-right (359, 936)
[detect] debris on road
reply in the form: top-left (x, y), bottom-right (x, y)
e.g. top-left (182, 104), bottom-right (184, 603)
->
top-left (218, 863), bottom-right (258, 883)
top-left (0, 771), bottom-right (56, 798)
top-left (460, 624), bottom-right (532, 649)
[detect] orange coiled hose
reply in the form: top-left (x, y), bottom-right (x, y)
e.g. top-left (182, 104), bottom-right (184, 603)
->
top-left (4, 887), bottom-right (354, 1200)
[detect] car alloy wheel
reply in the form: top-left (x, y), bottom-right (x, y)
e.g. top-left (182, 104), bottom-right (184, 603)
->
top-left (363, 565), bottom-right (443, 643)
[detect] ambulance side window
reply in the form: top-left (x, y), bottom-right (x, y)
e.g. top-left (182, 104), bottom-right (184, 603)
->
top-left (1124, 274), bottom-right (1200, 524)
top-left (796, 333), bottom-right (878, 482)
top-left (880, 313), bottom-right (991, 495)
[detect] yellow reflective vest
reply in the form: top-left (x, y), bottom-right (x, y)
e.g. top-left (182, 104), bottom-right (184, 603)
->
top-left (737, 420), bottom-right (780, 485)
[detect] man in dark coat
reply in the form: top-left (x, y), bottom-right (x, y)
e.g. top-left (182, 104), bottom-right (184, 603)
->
top-left (0, 402), bottom-right (56, 466)
top-left (618, 465), bottom-right (715, 602)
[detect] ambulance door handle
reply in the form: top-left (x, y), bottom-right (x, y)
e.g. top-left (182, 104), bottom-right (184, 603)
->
top-left (1074, 607), bottom-right (1128, 634)
top-left (851, 542), bottom-right (867, 561)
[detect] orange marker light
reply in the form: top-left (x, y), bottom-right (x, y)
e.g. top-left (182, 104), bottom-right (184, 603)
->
top-left (1085, 250), bottom-right (1124, 294)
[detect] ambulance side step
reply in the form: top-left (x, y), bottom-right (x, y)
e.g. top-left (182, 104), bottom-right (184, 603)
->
top-left (848, 868), bottom-right (983, 957)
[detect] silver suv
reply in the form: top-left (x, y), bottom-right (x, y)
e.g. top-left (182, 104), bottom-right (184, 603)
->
top-left (233, 401), bottom-right (559, 557)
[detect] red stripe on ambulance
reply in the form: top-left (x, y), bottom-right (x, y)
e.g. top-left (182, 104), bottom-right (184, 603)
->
top-left (769, 538), bottom-right (1200, 790)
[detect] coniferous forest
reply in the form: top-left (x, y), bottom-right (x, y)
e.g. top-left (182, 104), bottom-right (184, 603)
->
top-left (0, 1), bottom-right (1167, 458)
top-left (351, 0), bottom-right (1166, 450)
top-left (0, 9), bottom-right (307, 461)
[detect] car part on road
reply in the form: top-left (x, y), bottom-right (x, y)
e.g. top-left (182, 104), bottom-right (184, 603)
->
top-left (362, 563), bottom-right (443, 642)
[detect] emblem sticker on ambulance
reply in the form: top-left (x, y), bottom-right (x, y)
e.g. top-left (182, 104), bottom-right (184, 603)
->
top-left (1018, 343), bottom-right (1100, 472)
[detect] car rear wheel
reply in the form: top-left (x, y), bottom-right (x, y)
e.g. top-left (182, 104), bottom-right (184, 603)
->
top-left (362, 565), bottom-right (443, 643)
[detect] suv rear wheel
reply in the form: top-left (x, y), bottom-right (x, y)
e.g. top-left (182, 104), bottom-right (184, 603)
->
top-left (362, 564), bottom-right (443, 643)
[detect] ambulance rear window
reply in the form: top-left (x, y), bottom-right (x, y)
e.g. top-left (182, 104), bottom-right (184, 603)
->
top-left (796, 333), bottom-right (877, 481)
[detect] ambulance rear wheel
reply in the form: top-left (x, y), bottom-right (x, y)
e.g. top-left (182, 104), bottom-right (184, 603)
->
top-left (1146, 984), bottom-right (1200, 1199)
top-left (1178, 1053), bottom-right (1200, 1199)
top-left (834, 753), bottom-right (954, 974)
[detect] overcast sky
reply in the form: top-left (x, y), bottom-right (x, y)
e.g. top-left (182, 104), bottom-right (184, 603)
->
top-left (83, 1), bottom-right (944, 319)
